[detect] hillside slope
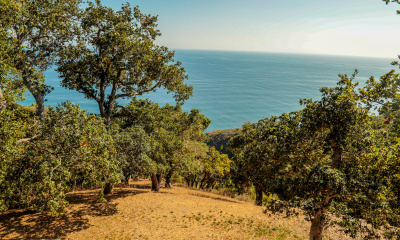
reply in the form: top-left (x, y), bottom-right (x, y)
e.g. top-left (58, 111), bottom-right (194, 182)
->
top-left (0, 180), bottom-right (352, 240)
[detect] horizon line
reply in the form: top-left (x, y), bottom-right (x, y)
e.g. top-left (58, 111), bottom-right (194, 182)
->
top-left (171, 48), bottom-right (399, 60)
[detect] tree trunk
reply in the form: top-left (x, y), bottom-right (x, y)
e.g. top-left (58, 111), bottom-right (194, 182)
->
top-left (156, 173), bottom-right (162, 189)
top-left (309, 208), bottom-right (325, 240)
top-left (123, 175), bottom-right (129, 186)
top-left (123, 168), bottom-right (130, 186)
top-left (32, 89), bottom-right (45, 120)
top-left (331, 139), bottom-right (342, 170)
top-left (185, 177), bottom-right (193, 188)
top-left (104, 112), bottom-right (112, 128)
top-left (102, 83), bottom-right (117, 128)
top-left (151, 173), bottom-right (162, 192)
top-left (255, 183), bottom-right (263, 206)
top-left (165, 171), bottom-right (173, 188)
top-left (103, 182), bottom-right (114, 195)
top-left (21, 72), bottom-right (45, 120)
top-left (199, 175), bottom-right (207, 190)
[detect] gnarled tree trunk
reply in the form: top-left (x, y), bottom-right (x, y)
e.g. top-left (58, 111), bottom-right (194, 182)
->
top-left (255, 183), bottom-right (263, 206)
top-left (103, 182), bottom-right (114, 195)
top-left (165, 170), bottom-right (173, 188)
top-left (309, 208), bottom-right (325, 240)
top-left (151, 173), bottom-right (162, 191)
top-left (309, 193), bottom-right (338, 240)
top-left (185, 177), bottom-right (194, 188)
top-left (21, 68), bottom-right (46, 120)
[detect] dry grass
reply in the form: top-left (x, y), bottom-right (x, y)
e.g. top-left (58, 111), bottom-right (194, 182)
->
top-left (0, 179), bottom-right (358, 239)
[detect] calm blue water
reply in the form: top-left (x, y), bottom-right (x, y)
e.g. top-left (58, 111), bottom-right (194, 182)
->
top-left (20, 50), bottom-right (398, 132)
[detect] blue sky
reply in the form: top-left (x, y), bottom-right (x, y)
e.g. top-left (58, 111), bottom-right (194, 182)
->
top-left (102, 0), bottom-right (400, 58)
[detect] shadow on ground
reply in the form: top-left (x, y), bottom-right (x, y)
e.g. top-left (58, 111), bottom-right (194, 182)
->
top-left (190, 193), bottom-right (241, 204)
top-left (0, 189), bottom-right (146, 239)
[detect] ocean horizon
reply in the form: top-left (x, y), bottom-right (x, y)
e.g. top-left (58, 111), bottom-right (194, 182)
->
top-left (19, 50), bottom-right (398, 132)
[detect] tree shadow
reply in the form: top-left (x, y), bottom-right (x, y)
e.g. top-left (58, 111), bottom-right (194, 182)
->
top-left (129, 183), bottom-right (152, 189)
top-left (0, 189), bottom-right (146, 239)
top-left (190, 193), bottom-right (242, 204)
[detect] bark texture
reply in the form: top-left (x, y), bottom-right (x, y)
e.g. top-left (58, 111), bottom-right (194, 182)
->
top-left (309, 208), bottom-right (325, 240)
top-left (21, 68), bottom-right (46, 120)
top-left (151, 173), bottom-right (162, 191)
top-left (165, 171), bottom-right (173, 188)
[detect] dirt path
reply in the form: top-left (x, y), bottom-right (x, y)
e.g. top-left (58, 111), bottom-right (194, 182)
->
top-left (0, 180), bottom-right (347, 239)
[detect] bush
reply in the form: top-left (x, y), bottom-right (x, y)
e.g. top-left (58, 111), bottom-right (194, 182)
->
top-left (0, 102), bottom-right (120, 215)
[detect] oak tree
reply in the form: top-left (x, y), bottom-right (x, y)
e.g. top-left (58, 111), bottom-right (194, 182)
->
top-left (116, 99), bottom-right (210, 191)
top-left (0, 102), bottom-right (119, 215)
top-left (56, 0), bottom-right (192, 127)
top-left (0, 0), bottom-right (81, 119)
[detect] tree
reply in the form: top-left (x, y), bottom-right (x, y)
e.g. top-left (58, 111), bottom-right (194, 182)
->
top-left (112, 125), bottom-right (151, 185)
top-left (0, 106), bottom-right (29, 212)
top-left (0, 102), bottom-right (120, 215)
top-left (229, 112), bottom-right (301, 206)
top-left (0, 19), bottom-right (27, 114)
top-left (163, 108), bottom-right (210, 188)
top-left (56, 0), bottom-right (192, 127)
top-left (0, 0), bottom-right (81, 119)
top-left (0, 28), bottom-right (10, 113)
top-left (115, 99), bottom-right (210, 191)
top-left (229, 78), bottom-right (398, 239)
top-left (183, 146), bottom-right (231, 190)
top-left (116, 99), bottom-right (167, 191)
top-left (271, 84), bottom-right (393, 240)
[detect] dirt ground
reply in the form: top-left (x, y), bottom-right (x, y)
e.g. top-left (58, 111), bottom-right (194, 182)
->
top-left (0, 179), bottom-right (354, 239)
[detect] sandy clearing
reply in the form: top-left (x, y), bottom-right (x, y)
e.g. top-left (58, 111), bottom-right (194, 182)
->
top-left (0, 179), bottom-right (354, 240)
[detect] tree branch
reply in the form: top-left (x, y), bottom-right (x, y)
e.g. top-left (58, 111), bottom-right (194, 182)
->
top-left (14, 115), bottom-right (68, 146)
top-left (115, 80), bottom-right (164, 99)
top-left (21, 141), bottom-right (57, 156)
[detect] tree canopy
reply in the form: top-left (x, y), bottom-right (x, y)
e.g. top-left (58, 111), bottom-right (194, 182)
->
top-left (115, 98), bottom-right (210, 191)
top-left (0, 102), bottom-right (119, 215)
top-left (56, 0), bottom-right (192, 126)
top-left (0, 0), bottom-right (81, 119)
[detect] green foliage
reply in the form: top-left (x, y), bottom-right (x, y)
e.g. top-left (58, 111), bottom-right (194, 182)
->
top-left (229, 79), bottom-right (400, 238)
top-left (0, 0), bottom-right (81, 118)
top-left (57, 0), bottom-right (192, 126)
top-left (228, 111), bottom-right (301, 194)
top-left (183, 146), bottom-right (231, 190)
top-left (280, 85), bottom-right (394, 236)
top-left (0, 106), bottom-right (30, 212)
top-left (248, 188), bottom-right (279, 207)
top-left (0, 102), bottom-right (120, 215)
top-left (111, 124), bottom-right (152, 182)
top-left (0, 27), bottom-right (25, 110)
top-left (115, 99), bottom-right (210, 179)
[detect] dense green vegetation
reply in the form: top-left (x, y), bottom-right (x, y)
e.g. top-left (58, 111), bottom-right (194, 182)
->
top-left (0, 0), bottom-right (215, 213)
top-left (2, 0), bottom-right (400, 240)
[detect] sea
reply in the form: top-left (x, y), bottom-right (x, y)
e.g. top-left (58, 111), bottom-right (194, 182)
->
top-left (19, 50), bottom-right (399, 132)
